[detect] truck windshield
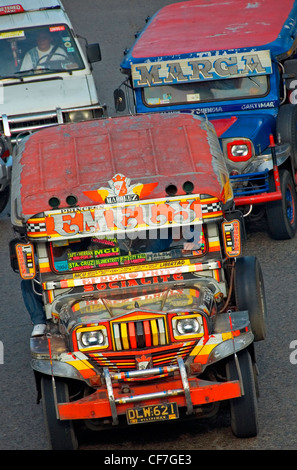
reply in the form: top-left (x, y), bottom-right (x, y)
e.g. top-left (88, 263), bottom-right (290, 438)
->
top-left (143, 75), bottom-right (268, 107)
top-left (0, 24), bottom-right (84, 78)
top-left (69, 286), bottom-right (204, 319)
top-left (49, 226), bottom-right (206, 273)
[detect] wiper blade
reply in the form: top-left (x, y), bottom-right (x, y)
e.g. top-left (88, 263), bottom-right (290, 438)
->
top-left (0, 75), bottom-right (24, 81)
top-left (16, 67), bottom-right (70, 75)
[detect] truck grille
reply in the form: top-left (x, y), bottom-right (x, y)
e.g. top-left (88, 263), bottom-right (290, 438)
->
top-left (88, 342), bottom-right (195, 372)
top-left (1, 106), bottom-right (104, 143)
top-left (112, 318), bottom-right (167, 351)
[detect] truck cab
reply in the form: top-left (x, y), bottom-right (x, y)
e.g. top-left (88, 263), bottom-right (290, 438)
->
top-left (0, 1), bottom-right (104, 146)
top-left (116, 0), bottom-right (297, 240)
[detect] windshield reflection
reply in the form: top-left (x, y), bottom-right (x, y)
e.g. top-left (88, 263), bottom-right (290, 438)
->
top-left (70, 286), bottom-right (203, 319)
top-left (143, 76), bottom-right (268, 106)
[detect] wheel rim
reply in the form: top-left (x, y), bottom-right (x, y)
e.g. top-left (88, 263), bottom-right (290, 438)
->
top-left (285, 185), bottom-right (295, 225)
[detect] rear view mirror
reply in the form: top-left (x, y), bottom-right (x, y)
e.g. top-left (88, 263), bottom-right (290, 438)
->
top-left (114, 89), bottom-right (126, 112)
top-left (86, 43), bottom-right (102, 63)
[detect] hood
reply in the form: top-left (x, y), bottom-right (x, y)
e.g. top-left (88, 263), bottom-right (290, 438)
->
top-left (0, 73), bottom-right (95, 116)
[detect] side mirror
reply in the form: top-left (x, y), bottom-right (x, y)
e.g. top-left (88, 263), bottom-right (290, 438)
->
top-left (86, 43), bottom-right (102, 63)
top-left (114, 89), bottom-right (126, 112)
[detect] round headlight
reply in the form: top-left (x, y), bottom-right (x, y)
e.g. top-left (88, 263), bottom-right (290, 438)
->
top-left (81, 330), bottom-right (104, 348)
top-left (176, 318), bottom-right (200, 335)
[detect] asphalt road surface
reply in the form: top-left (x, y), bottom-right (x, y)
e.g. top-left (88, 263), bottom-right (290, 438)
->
top-left (1, 0), bottom-right (297, 452)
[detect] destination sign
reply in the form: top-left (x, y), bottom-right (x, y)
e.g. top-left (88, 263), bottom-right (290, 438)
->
top-left (41, 195), bottom-right (204, 240)
top-left (131, 50), bottom-right (272, 87)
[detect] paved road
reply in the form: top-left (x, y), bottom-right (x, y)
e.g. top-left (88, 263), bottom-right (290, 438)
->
top-left (1, 0), bottom-right (297, 451)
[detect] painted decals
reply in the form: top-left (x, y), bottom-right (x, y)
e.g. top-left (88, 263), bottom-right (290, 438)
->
top-left (84, 174), bottom-right (158, 204)
top-left (43, 260), bottom-right (221, 292)
top-left (132, 50), bottom-right (272, 87)
top-left (27, 195), bottom-right (206, 240)
top-left (27, 197), bottom-right (222, 241)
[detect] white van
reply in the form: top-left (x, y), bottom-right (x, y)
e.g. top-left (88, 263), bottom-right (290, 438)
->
top-left (0, 1), bottom-right (104, 144)
top-left (0, 0), bottom-right (104, 212)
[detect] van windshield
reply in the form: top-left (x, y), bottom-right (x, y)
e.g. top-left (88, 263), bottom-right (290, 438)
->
top-left (0, 24), bottom-right (84, 78)
top-left (143, 76), bottom-right (268, 107)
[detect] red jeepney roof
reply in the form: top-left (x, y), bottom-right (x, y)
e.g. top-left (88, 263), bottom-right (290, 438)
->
top-left (12, 113), bottom-right (231, 221)
top-left (130, 0), bottom-right (296, 58)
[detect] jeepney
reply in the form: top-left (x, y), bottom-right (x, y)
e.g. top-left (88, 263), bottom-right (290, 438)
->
top-left (116, 0), bottom-right (297, 240)
top-left (10, 112), bottom-right (266, 449)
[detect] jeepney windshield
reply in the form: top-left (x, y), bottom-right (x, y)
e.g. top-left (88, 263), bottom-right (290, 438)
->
top-left (49, 226), bottom-right (206, 274)
top-left (143, 75), bottom-right (269, 107)
top-left (0, 24), bottom-right (84, 78)
top-left (69, 285), bottom-right (206, 319)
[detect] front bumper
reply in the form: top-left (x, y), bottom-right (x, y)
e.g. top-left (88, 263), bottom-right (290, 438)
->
top-left (57, 359), bottom-right (242, 423)
top-left (31, 312), bottom-right (253, 424)
top-left (229, 143), bottom-right (290, 206)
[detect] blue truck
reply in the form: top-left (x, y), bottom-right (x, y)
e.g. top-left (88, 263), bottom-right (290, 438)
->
top-left (115, 0), bottom-right (297, 240)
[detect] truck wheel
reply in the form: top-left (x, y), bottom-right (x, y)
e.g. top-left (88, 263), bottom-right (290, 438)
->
top-left (0, 185), bottom-right (10, 213)
top-left (266, 168), bottom-right (297, 240)
top-left (276, 104), bottom-right (297, 169)
top-left (226, 349), bottom-right (258, 438)
top-left (41, 375), bottom-right (78, 450)
top-left (234, 256), bottom-right (267, 342)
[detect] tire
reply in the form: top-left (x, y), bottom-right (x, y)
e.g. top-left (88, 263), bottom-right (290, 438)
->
top-left (226, 349), bottom-right (258, 438)
top-left (234, 256), bottom-right (267, 341)
top-left (276, 104), bottom-right (297, 169)
top-left (0, 185), bottom-right (10, 213)
top-left (41, 375), bottom-right (78, 450)
top-left (266, 168), bottom-right (297, 240)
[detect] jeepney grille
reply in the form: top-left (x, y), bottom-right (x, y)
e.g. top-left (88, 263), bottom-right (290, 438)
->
top-left (88, 342), bottom-right (196, 372)
top-left (112, 318), bottom-right (167, 351)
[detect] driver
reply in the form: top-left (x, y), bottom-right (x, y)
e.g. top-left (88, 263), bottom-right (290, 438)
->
top-left (20, 31), bottom-right (67, 71)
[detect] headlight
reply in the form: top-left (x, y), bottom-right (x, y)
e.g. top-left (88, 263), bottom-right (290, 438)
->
top-left (66, 110), bottom-right (93, 123)
top-left (81, 330), bottom-right (104, 347)
top-left (176, 318), bottom-right (200, 335)
top-left (226, 139), bottom-right (253, 162)
top-left (76, 326), bottom-right (109, 351)
top-left (172, 314), bottom-right (203, 340)
top-left (230, 144), bottom-right (249, 157)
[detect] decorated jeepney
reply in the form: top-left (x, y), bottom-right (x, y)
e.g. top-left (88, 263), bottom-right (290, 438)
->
top-left (10, 112), bottom-right (266, 449)
top-left (116, 0), bottom-right (297, 240)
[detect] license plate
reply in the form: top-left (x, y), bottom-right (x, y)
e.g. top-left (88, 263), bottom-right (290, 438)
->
top-left (126, 402), bottom-right (179, 425)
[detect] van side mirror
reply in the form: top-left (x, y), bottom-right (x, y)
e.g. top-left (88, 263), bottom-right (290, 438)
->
top-left (114, 89), bottom-right (126, 112)
top-left (86, 43), bottom-right (102, 63)
top-left (283, 59), bottom-right (297, 88)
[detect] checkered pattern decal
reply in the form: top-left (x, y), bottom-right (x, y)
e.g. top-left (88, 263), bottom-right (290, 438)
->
top-left (27, 221), bottom-right (47, 233)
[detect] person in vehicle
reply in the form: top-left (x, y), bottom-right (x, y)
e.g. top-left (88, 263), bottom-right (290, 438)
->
top-left (20, 31), bottom-right (67, 71)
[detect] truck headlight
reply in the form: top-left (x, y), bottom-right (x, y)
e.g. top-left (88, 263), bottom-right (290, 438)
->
top-left (172, 314), bottom-right (203, 340)
top-left (81, 330), bottom-right (104, 347)
top-left (76, 326), bottom-right (108, 351)
top-left (226, 139), bottom-right (253, 162)
top-left (177, 318), bottom-right (200, 335)
top-left (66, 110), bottom-right (93, 122)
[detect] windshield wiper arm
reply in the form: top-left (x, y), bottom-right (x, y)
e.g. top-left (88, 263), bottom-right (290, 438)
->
top-left (0, 74), bottom-right (24, 81)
